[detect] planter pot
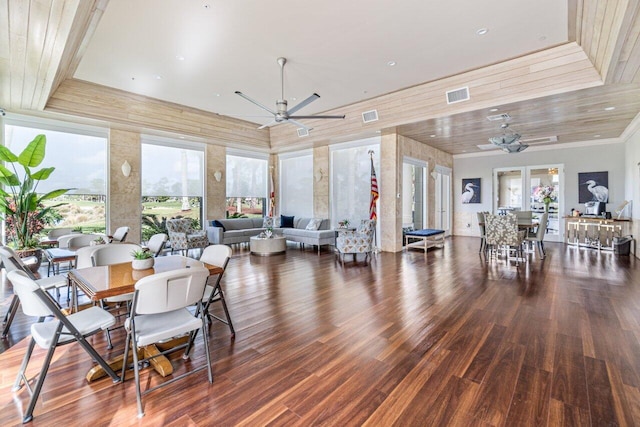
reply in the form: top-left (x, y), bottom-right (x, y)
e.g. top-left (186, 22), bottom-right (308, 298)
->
top-left (132, 258), bottom-right (154, 271)
top-left (15, 248), bottom-right (43, 273)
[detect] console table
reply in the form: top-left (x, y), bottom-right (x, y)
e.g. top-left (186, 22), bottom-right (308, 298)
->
top-left (564, 217), bottom-right (632, 251)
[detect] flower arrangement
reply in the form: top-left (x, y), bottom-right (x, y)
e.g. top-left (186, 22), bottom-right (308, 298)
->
top-left (533, 185), bottom-right (557, 204)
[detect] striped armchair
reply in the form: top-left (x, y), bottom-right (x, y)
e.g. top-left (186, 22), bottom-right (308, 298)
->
top-left (335, 219), bottom-right (376, 266)
top-left (166, 218), bottom-right (209, 257)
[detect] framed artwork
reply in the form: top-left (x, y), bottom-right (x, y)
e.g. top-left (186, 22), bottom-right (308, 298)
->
top-left (461, 178), bottom-right (481, 204)
top-left (578, 171), bottom-right (608, 203)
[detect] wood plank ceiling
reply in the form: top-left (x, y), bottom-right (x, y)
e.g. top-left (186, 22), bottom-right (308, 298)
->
top-left (1, 0), bottom-right (640, 154)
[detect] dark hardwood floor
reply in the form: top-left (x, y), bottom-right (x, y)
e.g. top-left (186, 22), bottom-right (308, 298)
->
top-left (1, 237), bottom-right (639, 426)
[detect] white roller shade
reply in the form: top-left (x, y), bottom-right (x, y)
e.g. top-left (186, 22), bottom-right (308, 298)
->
top-left (141, 143), bottom-right (204, 197)
top-left (279, 152), bottom-right (313, 217)
top-left (226, 154), bottom-right (267, 198)
top-left (4, 124), bottom-right (107, 195)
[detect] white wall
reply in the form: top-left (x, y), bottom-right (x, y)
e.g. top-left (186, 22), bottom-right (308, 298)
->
top-left (452, 141), bottom-right (626, 236)
top-left (624, 119), bottom-right (640, 257)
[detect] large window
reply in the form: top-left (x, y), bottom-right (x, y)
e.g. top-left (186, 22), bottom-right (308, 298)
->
top-left (330, 138), bottom-right (380, 228)
top-left (3, 120), bottom-right (107, 234)
top-left (279, 150), bottom-right (313, 218)
top-left (226, 150), bottom-right (268, 218)
top-left (141, 139), bottom-right (205, 240)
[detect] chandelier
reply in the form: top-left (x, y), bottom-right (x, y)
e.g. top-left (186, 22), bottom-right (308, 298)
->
top-left (488, 123), bottom-right (528, 153)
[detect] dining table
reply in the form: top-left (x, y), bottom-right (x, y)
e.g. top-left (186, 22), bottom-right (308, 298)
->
top-left (67, 255), bottom-right (223, 382)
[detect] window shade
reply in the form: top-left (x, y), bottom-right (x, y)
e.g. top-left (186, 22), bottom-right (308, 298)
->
top-left (141, 144), bottom-right (204, 197)
top-left (226, 154), bottom-right (267, 198)
top-left (280, 153), bottom-right (313, 217)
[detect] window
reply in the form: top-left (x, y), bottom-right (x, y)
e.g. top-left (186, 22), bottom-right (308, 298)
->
top-left (3, 120), bottom-right (107, 234)
top-left (141, 139), bottom-right (205, 241)
top-left (279, 150), bottom-right (313, 218)
top-left (330, 138), bottom-right (380, 228)
top-left (226, 150), bottom-right (268, 218)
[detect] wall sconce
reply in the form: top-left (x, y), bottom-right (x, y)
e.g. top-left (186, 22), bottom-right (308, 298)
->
top-left (121, 160), bottom-right (131, 177)
top-left (430, 171), bottom-right (438, 180)
top-left (214, 171), bottom-right (222, 182)
top-left (314, 168), bottom-right (324, 182)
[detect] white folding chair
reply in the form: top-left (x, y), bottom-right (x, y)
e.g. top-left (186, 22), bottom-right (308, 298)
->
top-left (145, 233), bottom-right (168, 257)
top-left (0, 247), bottom-right (68, 338)
top-left (197, 245), bottom-right (234, 336)
top-left (121, 267), bottom-right (212, 418)
top-left (110, 226), bottom-right (130, 243)
top-left (8, 270), bottom-right (120, 423)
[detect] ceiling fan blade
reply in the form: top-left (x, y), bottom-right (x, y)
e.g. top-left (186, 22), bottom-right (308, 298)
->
top-left (258, 119), bottom-right (278, 130)
top-left (286, 119), bottom-right (311, 131)
top-left (287, 93), bottom-right (320, 115)
top-left (235, 91), bottom-right (277, 115)
top-left (289, 114), bottom-right (346, 120)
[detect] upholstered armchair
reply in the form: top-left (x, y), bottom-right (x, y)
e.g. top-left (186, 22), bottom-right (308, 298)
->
top-left (484, 214), bottom-right (526, 265)
top-left (335, 219), bottom-right (376, 266)
top-left (166, 218), bottom-right (209, 257)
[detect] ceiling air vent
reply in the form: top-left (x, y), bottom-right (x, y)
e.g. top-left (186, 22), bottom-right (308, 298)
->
top-left (446, 87), bottom-right (470, 104)
top-left (362, 110), bottom-right (379, 123)
top-left (486, 113), bottom-right (511, 121)
top-left (297, 128), bottom-right (309, 137)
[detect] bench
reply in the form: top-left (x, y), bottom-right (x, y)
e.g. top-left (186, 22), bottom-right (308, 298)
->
top-left (404, 229), bottom-right (445, 252)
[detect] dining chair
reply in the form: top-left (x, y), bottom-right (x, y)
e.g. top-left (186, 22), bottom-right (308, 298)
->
top-left (91, 243), bottom-right (142, 348)
top-left (46, 228), bottom-right (74, 240)
top-left (514, 210), bottom-right (533, 221)
top-left (0, 247), bottom-right (68, 339)
top-left (7, 270), bottom-right (121, 423)
top-left (67, 233), bottom-right (102, 251)
top-left (195, 245), bottom-right (234, 337)
top-left (56, 234), bottom-right (77, 249)
top-left (526, 212), bottom-right (548, 258)
top-left (484, 214), bottom-right (526, 265)
top-left (145, 233), bottom-right (168, 257)
top-left (121, 266), bottom-right (212, 418)
top-left (476, 211), bottom-right (488, 253)
top-left (110, 226), bottom-right (130, 243)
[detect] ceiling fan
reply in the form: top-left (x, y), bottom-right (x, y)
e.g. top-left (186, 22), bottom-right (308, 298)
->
top-left (235, 57), bottom-right (345, 131)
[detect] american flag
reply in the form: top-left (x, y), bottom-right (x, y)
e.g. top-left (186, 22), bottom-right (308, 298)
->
top-left (369, 156), bottom-right (379, 220)
top-left (269, 169), bottom-right (275, 217)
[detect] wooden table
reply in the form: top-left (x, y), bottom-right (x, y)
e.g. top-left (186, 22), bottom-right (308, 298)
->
top-left (67, 255), bottom-right (223, 382)
top-left (45, 248), bottom-right (77, 276)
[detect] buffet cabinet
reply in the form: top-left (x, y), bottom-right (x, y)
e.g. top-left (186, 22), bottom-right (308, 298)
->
top-left (564, 217), bottom-right (632, 251)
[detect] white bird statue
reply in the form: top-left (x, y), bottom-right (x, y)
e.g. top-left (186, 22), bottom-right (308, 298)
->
top-left (461, 182), bottom-right (478, 204)
top-left (583, 180), bottom-right (608, 202)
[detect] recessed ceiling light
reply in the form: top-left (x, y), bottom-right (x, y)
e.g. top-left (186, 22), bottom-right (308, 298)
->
top-left (375, 130), bottom-right (381, 134)
top-left (203, 3), bottom-right (211, 9)
top-left (154, 75), bottom-right (162, 80)
top-left (213, 93), bottom-right (220, 97)
top-left (430, 134), bottom-right (436, 138)
top-left (539, 35), bottom-right (547, 41)
top-left (176, 55), bottom-right (185, 61)
top-left (594, 134), bottom-right (601, 138)
top-left (291, 97), bottom-right (297, 101)
top-left (387, 61), bottom-right (397, 67)
top-left (476, 28), bottom-right (489, 36)
top-left (604, 106), bottom-right (616, 111)
top-left (179, 136), bottom-right (185, 139)
top-left (489, 108), bottom-right (499, 112)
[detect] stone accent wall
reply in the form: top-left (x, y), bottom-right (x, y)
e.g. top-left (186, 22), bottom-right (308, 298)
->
top-left (206, 144), bottom-right (227, 221)
top-left (109, 129), bottom-right (141, 243)
top-left (313, 146), bottom-right (329, 218)
top-left (380, 131), bottom-right (401, 252)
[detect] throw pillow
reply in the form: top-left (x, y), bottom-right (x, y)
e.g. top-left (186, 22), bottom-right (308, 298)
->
top-left (305, 218), bottom-right (323, 230)
top-left (263, 216), bottom-right (274, 228)
top-left (280, 215), bottom-right (295, 228)
top-left (212, 220), bottom-right (226, 232)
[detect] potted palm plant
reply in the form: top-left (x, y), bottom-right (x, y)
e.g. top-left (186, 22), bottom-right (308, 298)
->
top-left (0, 134), bottom-right (71, 269)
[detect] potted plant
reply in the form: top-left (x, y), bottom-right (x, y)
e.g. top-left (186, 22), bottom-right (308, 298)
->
top-left (131, 249), bottom-right (154, 270)
top-left (0, 135), bottom-right (71, 268)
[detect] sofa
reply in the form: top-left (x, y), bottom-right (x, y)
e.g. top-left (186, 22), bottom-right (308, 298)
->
top-left (206, 217), bottom-right (336, 252)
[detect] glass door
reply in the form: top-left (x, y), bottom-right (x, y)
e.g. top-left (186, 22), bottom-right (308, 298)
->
top-left (402, 157), bottom-right (427, 230)
top-left (528, 165), bottom-right (563, 242)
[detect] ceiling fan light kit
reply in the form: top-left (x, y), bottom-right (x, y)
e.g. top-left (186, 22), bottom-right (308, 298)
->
top-left (235, 57), bottom-right (345, 131)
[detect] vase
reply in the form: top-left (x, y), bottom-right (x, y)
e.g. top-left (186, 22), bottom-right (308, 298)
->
top-left (132, 258), bottom-right (154, 270)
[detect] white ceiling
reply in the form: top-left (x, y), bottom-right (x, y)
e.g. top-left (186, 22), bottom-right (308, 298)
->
top-left (74, 0), bottom-right (568, 127)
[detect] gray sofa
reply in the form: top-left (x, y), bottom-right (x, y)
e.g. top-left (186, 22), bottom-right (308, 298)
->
top-left (206, 217), bottom-right (335, 252)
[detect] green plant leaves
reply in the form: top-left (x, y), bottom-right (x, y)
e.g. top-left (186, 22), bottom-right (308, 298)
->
top-left (0, 145), bottom-right (18, 162)
top-left (30, 166), bottom-right (55, 180)
top-left (39, 189), bottom-right (72, 201)
top-left (18, 134), bottom-right (46, 168)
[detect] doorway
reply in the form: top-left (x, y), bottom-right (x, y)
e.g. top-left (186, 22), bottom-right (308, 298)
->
top-left (434, 165), bottom-right (452, 236)
top-left (402, 158), bottom-right (427, 231)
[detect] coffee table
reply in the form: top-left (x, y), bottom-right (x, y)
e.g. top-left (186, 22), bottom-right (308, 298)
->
top-left (250, 236), bottom-right (286, 256)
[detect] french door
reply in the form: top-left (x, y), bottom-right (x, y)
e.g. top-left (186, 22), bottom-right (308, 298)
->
top-left (434, 166), bottom-right (451, 236)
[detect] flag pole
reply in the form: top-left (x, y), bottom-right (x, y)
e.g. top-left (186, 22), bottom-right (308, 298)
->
top-left (368, 150), bottom-right (380, 253)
